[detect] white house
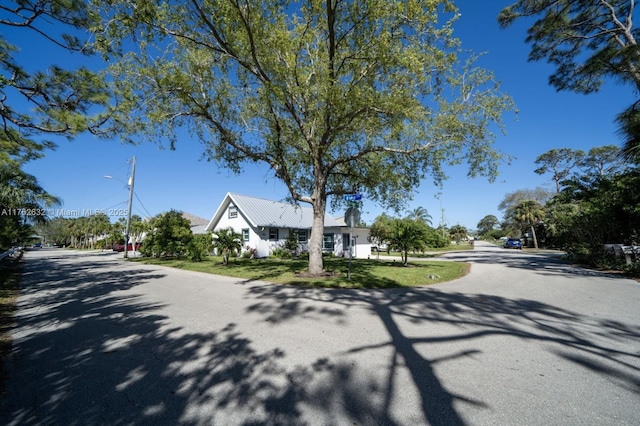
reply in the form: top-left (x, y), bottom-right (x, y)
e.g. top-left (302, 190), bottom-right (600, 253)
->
top-left (205, 193), bottom-right (371, 259)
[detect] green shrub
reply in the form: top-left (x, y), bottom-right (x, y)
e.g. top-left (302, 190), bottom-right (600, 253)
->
top-left (270, 247), bottom-right (291, 259)
top-left (187, 233), bottom-right (214, 262)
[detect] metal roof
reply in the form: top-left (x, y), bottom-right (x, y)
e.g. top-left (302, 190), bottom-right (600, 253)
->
top-left (205, 192), bottom-right (342, 231)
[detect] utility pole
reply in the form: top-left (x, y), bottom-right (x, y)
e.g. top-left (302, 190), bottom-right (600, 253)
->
top-left (124, 156), bottom-right (136, 259)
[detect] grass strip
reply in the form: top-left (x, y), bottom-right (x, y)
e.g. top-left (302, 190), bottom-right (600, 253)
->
top-left (134, 256), bottom-right (470, 288)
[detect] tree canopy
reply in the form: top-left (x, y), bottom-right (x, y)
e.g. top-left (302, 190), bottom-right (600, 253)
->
top-left (93, 0), bottom-right (515, 274)
top-left (1, 0), bottom-right (111, 165)
top-left (476, 214), bottom-right (499, 236)
top-left (0, 0), bottom-right (113, 247)
top-left (534, 148), bottom-right (584, 193)
top-left (498, 0), bottom-right (640, 162)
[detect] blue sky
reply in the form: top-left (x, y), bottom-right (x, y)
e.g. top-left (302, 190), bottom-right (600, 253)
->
top-left (15, 1), bottom-right (635, 230)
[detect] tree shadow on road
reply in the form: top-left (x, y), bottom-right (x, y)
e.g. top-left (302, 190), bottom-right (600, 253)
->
top-left (242, 283), bottom-right (640, 424)
top-left (0, 253), bottom-right (418, 425)
top-left (439, 247), bottom-right (623, 279)
top-left (2, 252), bottom-right (639, 425)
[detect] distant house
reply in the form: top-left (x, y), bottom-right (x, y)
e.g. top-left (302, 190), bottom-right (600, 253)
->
top-left (205, 193), bottom-right (371, 259)
top-left (182, 212), bottom-right (210, 235)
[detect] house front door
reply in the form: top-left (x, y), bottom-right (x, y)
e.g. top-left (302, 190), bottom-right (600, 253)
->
top-left (342, 233), bottom-right (351, 257)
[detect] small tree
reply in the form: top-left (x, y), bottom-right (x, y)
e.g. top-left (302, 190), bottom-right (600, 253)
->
top-left (449, 224), bottom-right (468, 244)
top-left (423, 227), bottom-right (449, 249)
top-left (387, 218), bottom-right (430, 266)
top-left (188, 233), bottom-right (214, 262)
top-left (283, 230), bottom-right (300, 257)
top-left (213, 227), bottom-right (243, 265)
top-left (370, 214), bottom-right (393, 254)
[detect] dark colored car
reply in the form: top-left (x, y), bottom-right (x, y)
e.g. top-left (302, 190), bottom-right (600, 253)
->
top-left (503, 238), bottom-right (522, 249)
top-left (32, 243), bottom-right (42, 248)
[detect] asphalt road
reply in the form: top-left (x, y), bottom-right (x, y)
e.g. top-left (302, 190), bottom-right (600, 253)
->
top-left (1, 242), bottom-right (639, 425)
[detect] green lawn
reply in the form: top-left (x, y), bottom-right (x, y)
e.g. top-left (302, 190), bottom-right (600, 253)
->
top-left (134, 256), bottom-right (470, 288)
top-left (376, 243), bottom-right (475, 259)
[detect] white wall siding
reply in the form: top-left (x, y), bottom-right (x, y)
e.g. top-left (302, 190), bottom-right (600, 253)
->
top-left (324, 227), bottom-right (371, 259)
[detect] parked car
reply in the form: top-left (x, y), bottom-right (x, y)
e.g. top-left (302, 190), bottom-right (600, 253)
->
top-left (503, 238), bottom-right (522, 249)
top-left (113, 243), bottom-right (142, 252)
top-left (32, 243), bottom-right (42, 248)
top-left (371, 243), bottom-right (388, 252)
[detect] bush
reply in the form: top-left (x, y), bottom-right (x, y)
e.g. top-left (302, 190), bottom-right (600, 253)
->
top-left (270, 247), bottom-right (291, 259)
top-left (424, 229), bottom-right (448, 248)
top-left (187, 233), bottom-right (214, 262)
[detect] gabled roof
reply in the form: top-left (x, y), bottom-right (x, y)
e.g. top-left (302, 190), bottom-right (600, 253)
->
top-left (205, 192), bottom-right (342, 231)
top-left (182, 212), bottom-right (209, 227)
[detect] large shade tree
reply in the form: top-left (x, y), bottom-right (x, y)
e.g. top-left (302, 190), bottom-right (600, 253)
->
top-left (534, 148), bottom-right (585, 193)
top-left (94, 0), bottom-right (515, 275)
top-left (498, 0), bottom-right (640, 162)
top-left (476, 214), bottom-right (499, 236)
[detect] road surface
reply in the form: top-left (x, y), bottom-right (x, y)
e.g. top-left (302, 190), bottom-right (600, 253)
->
top-left (1, 243), bottom-right (639, 425)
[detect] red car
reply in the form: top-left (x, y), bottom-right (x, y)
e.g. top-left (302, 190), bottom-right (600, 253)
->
top-left (112, 243), bottom-right (142, 252)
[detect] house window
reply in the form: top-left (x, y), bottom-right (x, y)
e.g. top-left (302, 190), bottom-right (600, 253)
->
top-left (242, 228), bottom-right (249, 241)
top-left (297, 229), bottom-right (308, 243)
top-left (228, 205), bottom-right (238, 219)
top-left (269, 228), bottom-right (279, 240)
top-left (323, 234), bottom-right (334, 251)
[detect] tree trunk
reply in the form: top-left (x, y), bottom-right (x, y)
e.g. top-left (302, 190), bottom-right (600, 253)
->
top-left (530, 225), bottom-right (539, 249)
top-left (308, 195), bottom-right (327, 275)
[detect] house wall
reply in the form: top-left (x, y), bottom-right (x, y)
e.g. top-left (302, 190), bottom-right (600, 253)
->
top-left (324, 227), bottom-right (371, 259)
top-left (248, 227), bottom-right (309, 258)
top-left (213, 205), bottom-right (263, 256)
top-left (214, 208), bottom-right (309, 258)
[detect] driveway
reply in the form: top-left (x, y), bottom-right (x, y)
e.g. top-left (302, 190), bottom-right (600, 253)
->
top-left (1, 245), bottom-right (639, 425)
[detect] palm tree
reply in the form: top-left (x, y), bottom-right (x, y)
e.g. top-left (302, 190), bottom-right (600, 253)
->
top-left (617, 104), bottom-right (640, 164)
top-left (0, 164), bottom-right (61, 219)
top-left (129, 215), bottom-right (148, 253)
top-left (406, 207), bottom-right (432, 225)
top-left (212, 227), bottom-right (243, 265)
top-left (88, 213), bottom-right (111, 249)
top-left (514, 200), bottom-right (545, 249)
top-left (449, 224), bottom-right (468, 244)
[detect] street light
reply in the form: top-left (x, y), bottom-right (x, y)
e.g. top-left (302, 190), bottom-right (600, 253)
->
top-left (104, 156), bottom-right (136, 258)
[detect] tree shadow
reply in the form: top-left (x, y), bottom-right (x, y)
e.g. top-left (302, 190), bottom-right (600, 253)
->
top-left (3, 251), bottom-right (639, 425)
top-left (1, 253), bottom-right (425, 425)
top-left (438, 246), bottom-right (622, 279)
top-left (242, 283), bottom-right (640, 424)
